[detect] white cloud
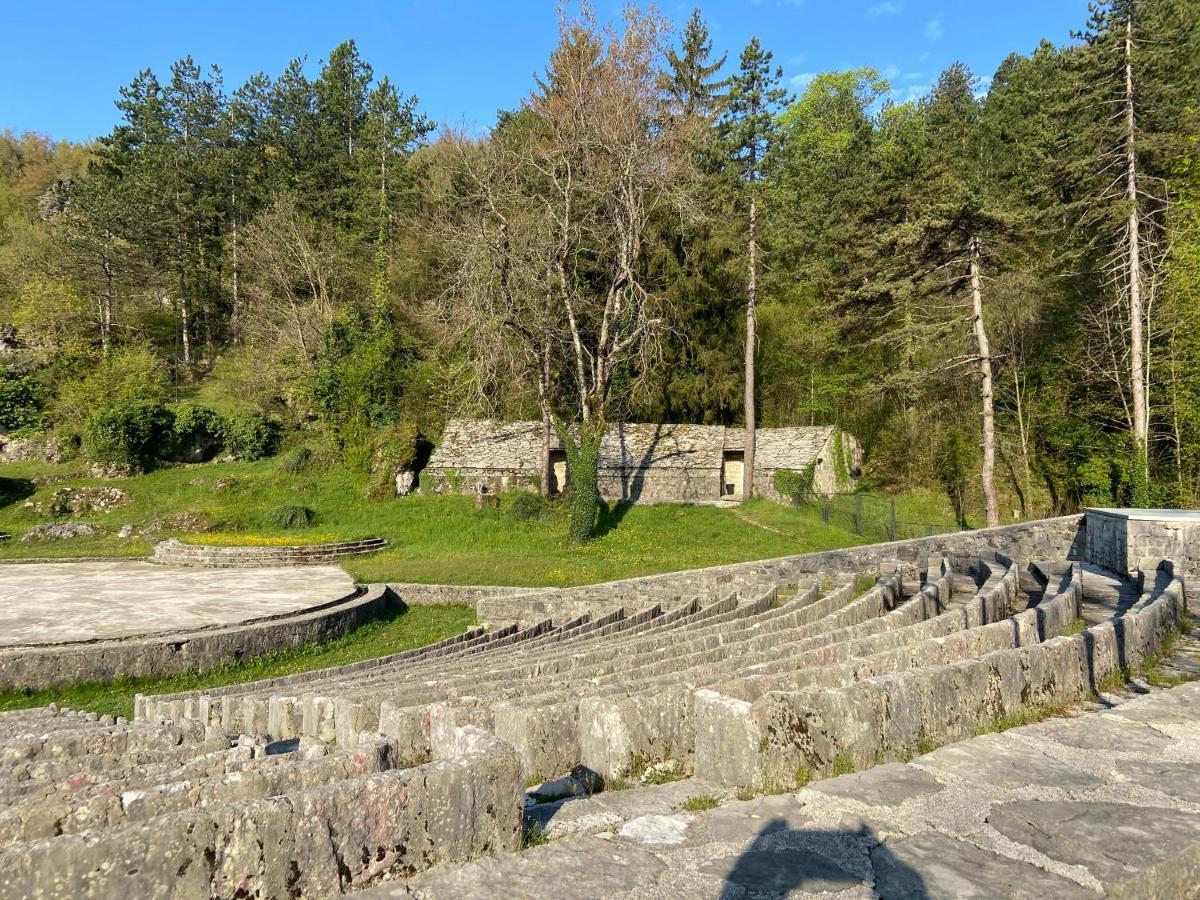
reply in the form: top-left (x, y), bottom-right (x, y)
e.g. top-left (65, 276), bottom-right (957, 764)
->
top-left (924, 17), bottom-right (943, 41)
top-left (881, 64), bottom-right (900, 80)
top-left (867, 1), bottom-right (903, 15)
top-left (790, 72), bottom-right (818, 90)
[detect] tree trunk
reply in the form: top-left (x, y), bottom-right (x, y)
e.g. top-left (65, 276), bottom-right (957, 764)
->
top-left (1125, 18), bottom-right (1149, 494)
top-left (743, 193), bottom-right (757, 499)
top-left (1013, 367), bottom-right (1032, 516)
top-left (231, 187), bottom-right (240, 321)
top-left (538, 341), bottom-right (553, 498)
top-left (180, 294), bottom-right (192, 368)
top-left (969, 234), bottom-right (998, 528)
top-left (100, 255), bottom-right (114, 357)
top-left (558, 416), bottom-right (603, 544)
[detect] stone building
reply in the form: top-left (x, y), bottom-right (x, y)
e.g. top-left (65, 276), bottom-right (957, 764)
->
top-left (424, 419), bottom-right (858, 502)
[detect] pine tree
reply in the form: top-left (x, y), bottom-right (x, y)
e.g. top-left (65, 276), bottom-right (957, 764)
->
top-left (718, 38), bottom-right (790, 498)
top-left (662, 8), bottom-right (726, 123)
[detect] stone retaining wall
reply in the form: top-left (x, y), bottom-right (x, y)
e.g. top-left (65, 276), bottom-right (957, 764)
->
top-left (0, 725), bottom-right (521, 899)
top-left (0, 585), bottom-right (396, 692)
top-left (151, 537), bottom-right (387, 568)
top-left (475, 515), bottom-right (1085, 627)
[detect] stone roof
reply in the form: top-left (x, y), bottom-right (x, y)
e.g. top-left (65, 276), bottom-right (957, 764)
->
top-left (726, 425), bottom-right (836, 471)
top-left (429, 420), bottom-right (838, 474)
top-left (429, 420), bottom-right (546, 471)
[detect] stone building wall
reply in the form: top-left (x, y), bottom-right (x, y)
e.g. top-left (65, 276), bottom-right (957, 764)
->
top-left (1085, 508), bottom-right (1200, 578)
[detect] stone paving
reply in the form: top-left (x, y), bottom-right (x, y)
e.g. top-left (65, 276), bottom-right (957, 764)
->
top-left (360, 681), bottom-right (1200, 899)
top-left (0, 560), bottom-right (355, 646)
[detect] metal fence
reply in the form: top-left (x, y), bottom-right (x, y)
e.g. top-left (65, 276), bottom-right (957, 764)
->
top-left (797, 491), bottom-right (967, 543)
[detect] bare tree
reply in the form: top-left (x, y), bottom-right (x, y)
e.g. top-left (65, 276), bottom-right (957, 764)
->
top-left (235, 193), bottom-right (339, 364)
top-left (438, 6), bottom-right (696, 540)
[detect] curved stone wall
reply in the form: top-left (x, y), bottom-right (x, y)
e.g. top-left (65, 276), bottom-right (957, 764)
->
top-left (151, 536), bottom-right (387, 568)
top-left (0, 584), bottom-right (396, 691)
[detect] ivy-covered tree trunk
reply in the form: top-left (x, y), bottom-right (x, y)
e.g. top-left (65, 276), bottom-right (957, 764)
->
top-left (557, 417), bottom-right (604, 544)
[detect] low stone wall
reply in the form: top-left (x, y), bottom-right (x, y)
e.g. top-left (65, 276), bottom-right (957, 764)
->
top-left (0, 585), bottom-right (396, 692)
top-left (475, 515), bottom-right (1085, 627)
top-left (151, 537), bottom-right (387, 568)
top-left (388, 582), bottom-right (553, 606)
top-left (0, 725), bottom-right (521, 899)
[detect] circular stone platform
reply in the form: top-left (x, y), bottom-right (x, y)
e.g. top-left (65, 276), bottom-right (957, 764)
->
top-left (0, 560), bottom-right (357, 648)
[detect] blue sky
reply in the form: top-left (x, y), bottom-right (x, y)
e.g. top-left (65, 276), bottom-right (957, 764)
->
top-left (2, 1), bottom-right (1088, 142)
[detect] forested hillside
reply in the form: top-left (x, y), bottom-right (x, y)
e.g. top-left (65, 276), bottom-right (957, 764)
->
top-left (1, 0), bottom-right (1197, 531)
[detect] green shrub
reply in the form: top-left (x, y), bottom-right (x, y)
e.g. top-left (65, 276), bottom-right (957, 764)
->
top-left (0, 371), bottom-right (43, 432)
top-left (166, 403), bottom-right (224, 462)
top-left (509, 491), bottom-right (551, 523)
top-left (367, 422), bottom-right (420, 500)
top-left (265, 505), bottom-right (315, 529)
top-left (83, 401), bottom-right (173, 468)
top-left (773, 462), bottom-right (816, 505)
top-left (220, 411), bottom-right (281, 460)
top-left (279, 446), bottom-right (314, 475)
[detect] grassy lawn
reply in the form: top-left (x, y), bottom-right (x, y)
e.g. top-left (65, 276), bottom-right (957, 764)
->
top-left (0, 458), bottom-right (968, 586)
top-left (0, 603), bottom-right (476, 720)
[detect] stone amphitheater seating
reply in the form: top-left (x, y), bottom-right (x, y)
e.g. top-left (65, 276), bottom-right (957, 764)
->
top-left (0, 520), bottom-right (1189, 897)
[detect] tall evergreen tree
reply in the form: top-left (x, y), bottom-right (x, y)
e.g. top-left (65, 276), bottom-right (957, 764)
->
top-left (719, 37), bottom-right (789, 497)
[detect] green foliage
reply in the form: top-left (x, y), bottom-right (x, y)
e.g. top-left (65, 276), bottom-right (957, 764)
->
top-left (934, 430), bottom-right (973, 528)
top-left (0, 371), bottom-right (42, 431)
top-left (830, 753), bottom-right (856, 776)
top-left (1077, 455), bottom-right (1117, 507)
top-left (265, 504), bottom-right (315, 529)
top-left (832, 427), bottom-right (850, 486)
top-left (508, 491), bottom-right (552, 523)
top-left (682, 794), bottom-right (721, 812)
top-left (55, 347), bottom-right (171, 432)
top-left (366, 421), bottom-right (419, 500)
top-left (279, 446), bottom-right (315, 475)
top-left (165, 402), bottom-right (223, 462)
top-left (559, 418), bottom-right (604, 544)
top-left (773, 463), bottom-right (816, 505)
top-left (219, 411), bottom-right (281, 461)
top-left (82, 401), bottom-right (173, 468)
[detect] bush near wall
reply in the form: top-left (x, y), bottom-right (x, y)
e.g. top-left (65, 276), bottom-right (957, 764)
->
top-left (773, 462), bottom-right (817, 505)
top-left (367, 422), bottom-right (420, 500)
top-left (219, 411), bottom-right (281, 461)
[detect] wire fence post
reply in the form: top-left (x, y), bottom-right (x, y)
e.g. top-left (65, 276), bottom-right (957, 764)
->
top-left (854, 493), bottom-right (863, 535)
top-left (889, 496), bottom-right (897, 542)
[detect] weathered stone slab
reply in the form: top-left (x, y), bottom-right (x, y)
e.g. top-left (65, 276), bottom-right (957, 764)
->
top-left (807, 763), bottom-right (943, 808)
top-left (872, 832), bottom-right (1094, 899)
top-left (988, 800), bottom-right (1200, 897)
top-left (914, 732), bottom-right (1104, 793)
top-left (1111, 758), bottom-right (1200, 805)
top-left (1021, 712), bottom-right (1173, 754)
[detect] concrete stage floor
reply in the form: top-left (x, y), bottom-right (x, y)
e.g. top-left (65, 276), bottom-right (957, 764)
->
top-left (0, 560), bottom-right (357, 647)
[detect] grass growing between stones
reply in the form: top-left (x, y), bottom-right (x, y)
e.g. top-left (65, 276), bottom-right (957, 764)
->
top-left (682, 794), bottom-right (721, 812)
top-left (1060, 617), bottom-right (1088, 636)
top-left (974, 700), bottom-right (1074, 736)
top-left (0, 603), bottom-right (475, 720)
top-left (521, 822), bottom-right (549, 848)
top-left (0, 458), bottom-right (961, 586)
top-left (830, 753), bottom-right (857, 777)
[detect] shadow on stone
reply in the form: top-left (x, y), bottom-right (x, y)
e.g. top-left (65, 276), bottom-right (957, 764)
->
top-left (710, 818), bottom-right (927, 899)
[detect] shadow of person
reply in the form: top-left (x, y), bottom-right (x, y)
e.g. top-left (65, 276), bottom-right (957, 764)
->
top-left (713, 818), bottom-right (928, 899)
